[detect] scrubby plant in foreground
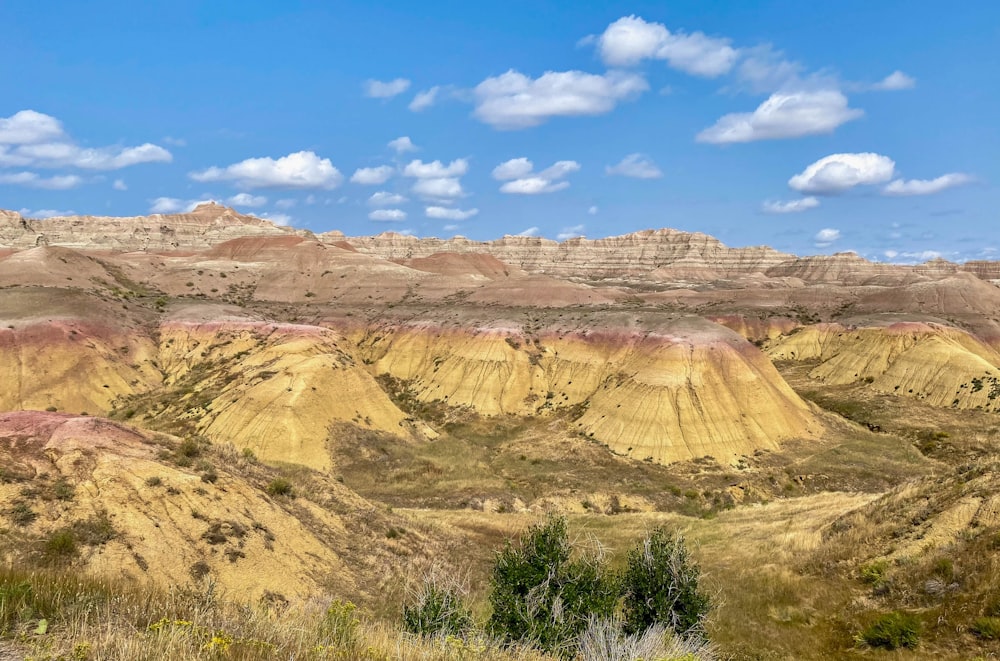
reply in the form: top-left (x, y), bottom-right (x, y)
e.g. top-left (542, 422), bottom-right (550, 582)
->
top-left (860, 611), bottom-right (921, 650)
top-left (619, 527), bottom-right (711, 637)
top-left (403, 571), bottom-right (474, 637)
top-left (487, 515), bottom-right (617, 656)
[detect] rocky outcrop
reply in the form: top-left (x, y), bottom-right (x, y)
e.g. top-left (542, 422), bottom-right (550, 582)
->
top-left (1, 203), bottom-right (293, 251)
top-left (339, 229), bottom-right (794, 281)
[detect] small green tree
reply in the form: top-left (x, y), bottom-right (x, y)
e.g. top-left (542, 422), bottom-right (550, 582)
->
top-left (488, 516), bottom-right (617, 656)
top-left (620, 528), bottom-right (711, 637)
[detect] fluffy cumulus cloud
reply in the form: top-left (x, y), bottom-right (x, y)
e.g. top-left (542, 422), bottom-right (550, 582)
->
top-left (0, 172), bottom-right (82, 189)
top-left (596, 15), bottom-right (738, 77)
top-left (588, 206), bottom-right (599, 215)
top-left (369, 209), bottom-right (407, 221)
top-left (112, 178), bottom-right (127, 191)
top-left (557, 224), bottom-right (586, 240)
top-left (190, 151), bottom-right (342, 189)
top-left (254, 211), bottom-right (293, 226)
top-left (735, 44), bottom-right (804, 94)
top-left (425, 206), bottom-right (478, 220)
top-left (363, 78), bottom-right (411, 99)
top-left (517, 227), bottom-right (540, 237)
top-left (788, 153), bottom-right (896, 195)
top-left (409, 86), bottom-right (440, 112)
top-left (403, 158), bottom-right (469, 200)
top-left (493, 158), bottom-right (580, 194)
top-left (605, 153), bottom-right (662, 179)
top-left (883, 173), bottom-right (973, 196)
top-left (814, 228), bottom-right (841, 246)
top-left (0, 110), bottom-right (171, 173)
top-left (350, 165), bottom-right (394, 185)
top-left (388, 136), bottom-right (417, 153)
top-left (871, 70), bottom-right (916, 91)
top-left (227, 193), bottom-right (267, 207)
top-left (761, 197), bottom-right (820, 214)
top-left (473, 70), bottom-right (648, 129)
top-left (698, 90), bottom-right (862, 144)
top-left (368, 191), bottom-right (408, 206)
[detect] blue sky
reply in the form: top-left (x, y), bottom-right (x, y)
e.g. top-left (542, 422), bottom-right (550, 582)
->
top-left (1, 0), bottom-right (997, 262)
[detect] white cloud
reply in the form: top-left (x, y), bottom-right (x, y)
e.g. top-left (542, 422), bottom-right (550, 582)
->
top-left (0, 110), bottom-right (170, 173)
top-left (883, 173), bottom-right (972, 196)
top-left (492, 157), bottom-right (534, 181)
top-left (305, 194), bottom-right (317, 204)
top-left (18, 208), bottom-right (75, 219)
top-left (0, 171), bottom-right (82, 189)
top-left (735, 44), bottom-right (803, 93)
top-left (789, 153), bottom-right (896, 195)
top-left (697, 90), bottom-right (863, 144)
top-left (350, 165), bottom-right (394, 185)
top-left (473, 69), bottom-right (648, 129)
top-left (403, 158), bottom-right (468, 178)
top-left (606, 153), bottom-right (662, 179)
top-left (190, 151), bottom-right (342, 189)
top-left (761, 197), bottom-right (820, 214)
top-left (388, 136), bottom-right (417, 153)
top-left (412, 177), bottom-right (464, 200)
top-left (369, 209), bottom-right (407, 221)
top-left (443, 224), bottom-right (460, 231)
top-left (112, 178), bottom-right (127, 191)
top-left (227, 193), bottom-right (268, 207)
top-left (368, 191), bottom-right (408, 206)
top-left (363, 78), bottom-right (411, 99)
top-left (596, 15), bottom-right (738, 77)
top-left (871, 70), bottom-right (916, 91)
top-left (162, 136), bottom-right (186, 147)
top-left (149, 197), bottom-right (215, 214)
top-left (409, 86), bottom-right (440, 112)
top-left (588, 206), bottom-right (598, 215)
top-left (883, 250), bottom-right (898, 260)
top-left (517, 227), bottom-right (540, 237)
top-left (275, 198), bottom-right (297, 209)
top-left (814, 228), bottom-right (841, 246)
top-left (0, 110), bottom-right (65, 144)
top-left (557, 224), bottom-right (586, 240)
top-left (425, 206), bottom-right (478, 220)
top-left (496, 159), bottom-right (579, 195)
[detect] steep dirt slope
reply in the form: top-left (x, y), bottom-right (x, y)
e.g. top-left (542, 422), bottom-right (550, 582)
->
top-left (0, 412), bottom-right (441, 604)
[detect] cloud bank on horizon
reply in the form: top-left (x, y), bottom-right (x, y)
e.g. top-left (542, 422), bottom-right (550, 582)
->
top-left (0, 1), bottom-right (995, 263)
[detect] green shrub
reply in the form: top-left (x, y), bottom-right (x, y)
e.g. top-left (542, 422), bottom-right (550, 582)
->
top-left (7, 501), bottom-right (37, 526)
top-left (487, 515), bottom-right (617, 656)
top-left (318, 599), bottom-right (359, 649)
top-left (620, 528), bottom-right (711, 637)
top-left (41, 529), bottom-right (78, 563)
top-left (972, 616), bottom-right (1000, 640)
top-left (861, 611), bottom-right (921, 650)
top-left (403, 574), bottom-right (473, 637)
top-left (859, 559), bottom-right (889, 587)
top-left (266, 478), bottom-right (294, 497)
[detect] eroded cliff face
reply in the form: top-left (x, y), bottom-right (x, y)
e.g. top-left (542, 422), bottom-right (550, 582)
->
top-left (2, 203), bottom-right (293, 251)
top-left (341, 229), bottom-right (794, 281)
top-left (348, 315), bottom-right (819, 464)
top-left (769, 322), bottom-right (1000, 411)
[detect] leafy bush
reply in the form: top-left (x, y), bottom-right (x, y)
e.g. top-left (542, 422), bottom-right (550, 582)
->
top-left (620, 528), bottom-right (711, 637)
top-left (403, 572), bottom-right (473, 637)
top-left (859, 559), bottom-right (889, 587)
top-left (266, 478), bottom-right (294, 497)
top-left (860, 611), bottom-right (921, 650)
top-left (972, 616), bottom-right (1000, 640)
top-left (318, 599), bottom-right (359, 649)
top-left (487, 515), bottom-right (617, 656)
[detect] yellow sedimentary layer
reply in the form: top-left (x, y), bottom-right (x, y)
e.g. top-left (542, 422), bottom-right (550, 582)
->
top-left (157, 321), bottom-right (414, 470)
top-left (362, 320), bottom-right (818, 463)
top-left (769, 322), bottom-right (1000, 410)
top-left (0, 412), bottom-right (427, 603)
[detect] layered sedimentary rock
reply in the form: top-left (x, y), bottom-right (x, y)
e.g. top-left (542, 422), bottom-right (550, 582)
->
top-left (769, 321), bottom-right (1000, 411)
top-left (351, 315), bottom-right (819, 463)
top-left (339, 229), bottom-right (794, 281)
top-left (0, 203), bottom-right (292, 251)
top-left (0, 411), bottom-right (436, 602)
